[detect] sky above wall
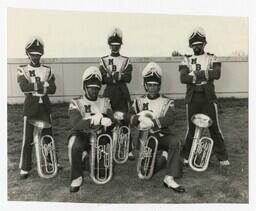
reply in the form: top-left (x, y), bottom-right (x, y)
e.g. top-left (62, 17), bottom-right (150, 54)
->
top-left (7, 8), bottom-right (248, 58)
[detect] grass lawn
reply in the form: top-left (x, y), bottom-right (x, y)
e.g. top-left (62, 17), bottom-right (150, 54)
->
top-left (7, 98), bottom-right (248, 203)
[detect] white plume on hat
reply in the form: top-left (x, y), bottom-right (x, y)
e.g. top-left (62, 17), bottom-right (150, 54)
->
top-left (25, 36), bottom-right (44, 49)
top-left (142, 62), bottom-right (162, 77)
top-left (108, 27), bottom-right (123, 39)
top-left (82, 66), bottom-right (102, 83)
top-left (189, 26), bottom-right (206, 39)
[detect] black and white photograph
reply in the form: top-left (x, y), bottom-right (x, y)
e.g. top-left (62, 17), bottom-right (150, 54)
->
top-left (1, 0), bottom-right (256, 210)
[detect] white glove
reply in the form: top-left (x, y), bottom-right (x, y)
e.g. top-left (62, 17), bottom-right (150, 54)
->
top-left (41, 82), bottom-right (49, 94)
top-left (113, 111), bottom-right (124, 121)
top-left (188, 71), bottom-right (196, 76)
top-left (101, 117), bottom-right (112, 127)
top-left (138, 110), bottom-right (155, 119)
top-left (43, 81), bottom-right (49, 87)
top-left (90, 113), bottom-right (103, 126)
top-left (138, 117), bottom-right (154, 130)
top-left (138, 115), bottom-right (149, 123)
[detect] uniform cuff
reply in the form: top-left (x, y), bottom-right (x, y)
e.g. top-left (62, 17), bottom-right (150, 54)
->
top-left (192, 76), bottom-right (196, 84)
top-left (34, 82), bottom-right (38, 91)
top-left (130, 114), bottom-right (139, 126)
top-left (205, 69), bottom-right (210, 80)
top-left (153, 119), bottom-right (161, 130)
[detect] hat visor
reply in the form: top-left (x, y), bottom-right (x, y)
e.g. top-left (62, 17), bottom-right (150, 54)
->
top-left (191, 41), bottom-right (204, 46)
top-left (86, 85), bottom-right (101, 88)
top-left (28, 51), bottom-right (43, 55)
top-left (146, 82), bottom-right (160, 85)
top-left (109, 42), bottom-right (121, 46)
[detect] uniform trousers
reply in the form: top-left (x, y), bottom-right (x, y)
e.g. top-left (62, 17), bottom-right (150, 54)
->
top-left (146, 133), bottom-right (183, 178)
top-left (182, 93), bottom-right (228, 161)
top-left (19, 108), bottom-right (52, 171)
top-left (68, 131), bottom-right (112, 181)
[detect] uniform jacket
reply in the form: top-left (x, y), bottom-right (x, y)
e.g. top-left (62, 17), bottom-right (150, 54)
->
top-left (130, 94), bottom-right (175, 135)
top-left (17, 64), bottom-right (56, 117)
top-left (99, 53), bottom-right (132, 110)
top-left (68, 95), bottom-right (114, 136)
top-left (179, 52), bottom-right (221, 103)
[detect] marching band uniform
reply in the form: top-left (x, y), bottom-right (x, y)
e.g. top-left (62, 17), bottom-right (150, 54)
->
top-left (68, 66), bottom-right (114, 192)
top-left (99, 28), bottom-right (134, 159)
top-left (17, 38), bottom-right (57, 178)
top-left (179, 27), bottom-right (229, 166)
top-left (129, 62), bottom-right (185, 193)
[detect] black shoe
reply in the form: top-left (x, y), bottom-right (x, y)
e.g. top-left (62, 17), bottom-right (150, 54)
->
top-left (20, 173), bottom-right (29, 179)
top-left (183, 160), bottom-right (189, 168)
top-left (154, 156), bottom-right (167, 173)
top-left (57, 164), bottom-right (63, 170)
top-left (84, 159), bottom-right (90, 171)
top-left (163, 182), bottom-right (186, 193)
top-left (70, 186), bottom-right (80, 193)
top-left (128, 153), bottom-right (135, 161)
top-left (183, 163), bottom-right (189, 168)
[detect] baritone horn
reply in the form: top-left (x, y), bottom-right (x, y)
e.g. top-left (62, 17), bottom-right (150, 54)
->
top-left (137, 130), bottom-right (158, 179)
top-left (29, 120), bottom-right (58, 179)
top-left (112, 125), bottom-right (130, 164)
top-left (90, 127), bottom-right (113, 184)
top-left (188, 113), bottom-right (214, 172)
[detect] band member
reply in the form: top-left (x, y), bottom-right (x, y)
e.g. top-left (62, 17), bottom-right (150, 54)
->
top-left (17, 37), bottom-right (58, 179)
top-left (99, 27), bottom-right (135, 160)
top-left (68, 66), bottom-right (114, 192)
top-left (128, 62), bottom-right (185, 193)
top-left (179, 27), bottom-right (230, 167)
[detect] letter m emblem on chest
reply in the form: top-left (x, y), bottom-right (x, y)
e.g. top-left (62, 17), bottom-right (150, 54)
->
top-left (84, 105), bottom-right (91, 113)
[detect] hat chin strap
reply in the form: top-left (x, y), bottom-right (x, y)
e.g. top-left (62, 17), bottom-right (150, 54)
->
top-left (27, 53), bottom-right (41, 66)
top-left (84, 87), bottom-right (97, 101)
top-left (27, 53), bottom-right (36, 65)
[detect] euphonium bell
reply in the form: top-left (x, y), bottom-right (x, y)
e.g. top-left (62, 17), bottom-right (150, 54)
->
top-left (188, 113), bottom-right (214, 172)
top-left (137, 130), bottom-right (158, 179)
top-left (29, 120), bottom-right (58, 179)
top-left (90, 127), bottom-right (113, 184)
top-left (112, 125), bottom-right (130, 164)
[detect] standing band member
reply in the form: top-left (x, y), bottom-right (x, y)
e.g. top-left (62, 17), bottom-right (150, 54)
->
top-left (128, 62), bottom-right (185, 193)
top-left (17, 37), bottom-right (58, 179)
top-left (68, 66), bottom-right (114, 192)
top-left (99, 27), bottom-right (134, 160)
top-left (179, 27), bottom-right (230, 167)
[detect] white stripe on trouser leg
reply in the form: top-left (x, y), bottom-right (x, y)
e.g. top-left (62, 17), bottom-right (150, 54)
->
top-left (213, 103), bottom-right (224, 140)
top-left (68, 136), bottom-right (76, 166)
top-left (184, 104), bottom-right (190, 141)
top-left (19, 116), bottom-right (27, 169)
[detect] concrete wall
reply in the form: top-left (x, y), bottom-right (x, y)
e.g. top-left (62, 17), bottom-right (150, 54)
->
top-left (7, 57), bottom-right (248, 104)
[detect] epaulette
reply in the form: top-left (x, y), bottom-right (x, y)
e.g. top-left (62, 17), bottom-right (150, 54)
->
top-left (101, 55), bottom-right (108, 59)
top-left (139, 95), bottom-right (147, 99)
top-left (162, 95), bottom-right (174, 103)
top-left (42, 64), bottom-right (51, 69)
top-left (184, 54), bottom-right (192, 58)
top-left (103, 96), bottom-right (111, 104)
top-left (161, 94), bottom-right (171, 99)
top-left (101, 95), bottom-right (109, 99)
top-left (120, 55), bottom-right (129, 59)
top-left (99, 95), bottom-right (107, 100)
top-left (72, 95), bottom-right (83, 100)
top-left (207, 52), bottom-right (214, 56)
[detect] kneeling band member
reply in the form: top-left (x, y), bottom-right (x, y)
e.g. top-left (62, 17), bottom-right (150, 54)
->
top-left (129, 62), bottom-right (185, 193)
top-left (68, 66), bottom-right (114, 192)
